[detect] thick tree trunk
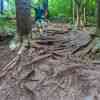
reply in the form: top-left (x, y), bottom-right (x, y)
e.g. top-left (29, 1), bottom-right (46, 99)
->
top-left (15, 0), bottom-right (32, 44)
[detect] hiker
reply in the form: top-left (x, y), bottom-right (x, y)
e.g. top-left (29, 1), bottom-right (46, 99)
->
top-left (33, 2), bottom-right (48, 37)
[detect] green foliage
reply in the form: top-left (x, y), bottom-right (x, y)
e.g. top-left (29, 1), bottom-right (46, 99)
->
top-left (0, 0), bottom-right (96, 17)
top-left (49, 0), bottom-right (72, 17)
top-left (0, 0), bottom-right (96, 22)
top-left (2, 0), bottom-right (16, 17)
top-left (0, 17), bottom-right (16, 34)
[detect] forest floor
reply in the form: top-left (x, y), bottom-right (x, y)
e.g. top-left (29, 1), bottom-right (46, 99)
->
top-left (0, 22), bottom-right (100, 100)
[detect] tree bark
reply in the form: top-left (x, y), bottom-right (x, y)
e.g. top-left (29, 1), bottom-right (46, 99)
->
top-left (15, 0), bottom-right (32, 44)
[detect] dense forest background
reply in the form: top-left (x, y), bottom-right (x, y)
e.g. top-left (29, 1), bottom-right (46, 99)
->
top-left (0, 0), bottom-right (96, 34)
top-left (0, 0), bottom-right (96, 21)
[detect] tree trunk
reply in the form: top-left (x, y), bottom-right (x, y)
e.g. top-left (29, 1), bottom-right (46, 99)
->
top-left (74, 0), bottom-right (88, 29)
top-left (83, 7), bottom-right (86, 25)
top-left (74, 0), bottom-right (83, 28)
top-left (15, 0), bottom-right (32, 44)
top-left (76, 5), bottom-right (81, 27)
top-left (72, 0), bottom-right (75, 24)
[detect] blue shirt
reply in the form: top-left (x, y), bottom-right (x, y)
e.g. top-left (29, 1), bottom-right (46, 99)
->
top-left (34, 5), bottom-right (45, 21)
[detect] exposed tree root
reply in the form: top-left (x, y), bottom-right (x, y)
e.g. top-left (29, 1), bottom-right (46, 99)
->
top-left (47, 78), bottom-right (65, 96)
top-left (23, 53), bottom-right (52, 67)
top-left (0, 46), bottom-right (26, 78)
top-left (71, 36), bottom-right (98, 60)
top-left (72, 37), bottom-right (93, 55)
top-left (1, 23), bottom-right (100, 99)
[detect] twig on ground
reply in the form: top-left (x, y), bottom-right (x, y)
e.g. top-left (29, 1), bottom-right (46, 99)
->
top-left (23, 53), bottom-right (52, 66)
top-left (0, 46), bottom-right (26, 78)
top-left (71, 38), bottom-right (93, 55)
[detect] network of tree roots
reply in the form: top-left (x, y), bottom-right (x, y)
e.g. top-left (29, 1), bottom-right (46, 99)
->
top-left (0, 22), bottom-right (100, 100)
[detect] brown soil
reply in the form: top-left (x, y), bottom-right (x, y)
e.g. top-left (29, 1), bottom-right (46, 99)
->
top-left (0, 23), bottom-right (100, 100)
